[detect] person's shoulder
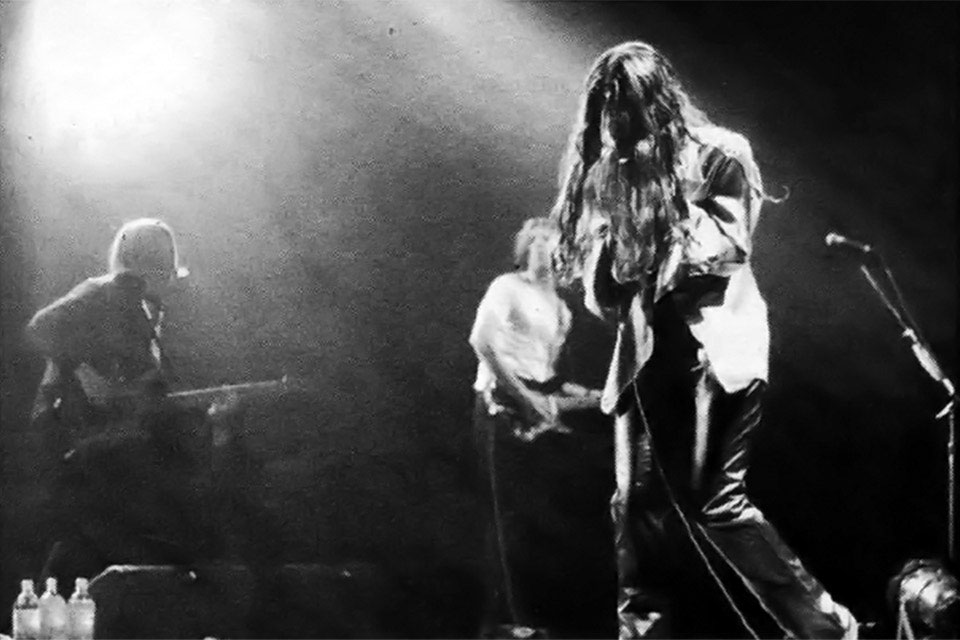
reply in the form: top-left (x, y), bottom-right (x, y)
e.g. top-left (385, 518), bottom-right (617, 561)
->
top-left (691, 125), bottom-right (756, 165)
top-left (31, 275), bottom-right (108, 316)
top-left (691, 124), bottom-right (750, 152)
top-left (61, 273), bottom-right (123, 298)
top-left (477, 272), bottom-right (524, 312)
top-left (62, 274), bottom-right (106, 295)
top-left (80, 272), bottom-right (146, 302)
top-left (487, 272), bottom-right (523, 295)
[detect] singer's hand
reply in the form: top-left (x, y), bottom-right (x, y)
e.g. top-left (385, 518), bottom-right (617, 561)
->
top-left (513, 419), bottom-right (572, 442)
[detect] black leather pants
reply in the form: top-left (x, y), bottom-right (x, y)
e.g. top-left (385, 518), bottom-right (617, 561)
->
top-left (612, 301), bottom-right (852, 639)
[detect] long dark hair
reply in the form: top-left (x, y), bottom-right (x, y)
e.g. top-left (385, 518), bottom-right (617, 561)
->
top-left (550, 41), bottom-right (709, 284)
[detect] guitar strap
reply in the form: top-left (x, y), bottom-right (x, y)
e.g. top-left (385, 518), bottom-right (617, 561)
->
top-left (142, 297), bottom-right (173, 381)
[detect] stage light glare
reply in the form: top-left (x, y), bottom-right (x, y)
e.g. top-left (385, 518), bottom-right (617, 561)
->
top-left (18, 0), bottom-right (220, 164)
top-left (888, 559), bottom-right (960, 638)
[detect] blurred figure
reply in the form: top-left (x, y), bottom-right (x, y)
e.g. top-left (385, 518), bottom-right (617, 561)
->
top-left (26, 219), bottom-right (291, 638)
top-left (25, 217), bottom-right (191, 584)
top-left (469, 216), bottom-right (605, 637)
top-left (551, 41), bottom-right (857, 638)
top-left (26, 217), bottom-right (189, 460)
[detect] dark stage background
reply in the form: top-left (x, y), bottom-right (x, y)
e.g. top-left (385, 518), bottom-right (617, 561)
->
top-left (1, 2), bottom-right (957, 637)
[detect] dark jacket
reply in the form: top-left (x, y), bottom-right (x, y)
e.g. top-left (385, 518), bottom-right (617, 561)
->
top-left (26, 271), bottom-right (165, 449)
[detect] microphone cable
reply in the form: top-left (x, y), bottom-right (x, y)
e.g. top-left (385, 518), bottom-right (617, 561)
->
top-left (630, 378), bottom-right (787, 639)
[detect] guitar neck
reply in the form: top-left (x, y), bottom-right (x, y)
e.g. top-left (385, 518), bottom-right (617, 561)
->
top-left (168, 379), bottom-right (284, 399)
top-left (166, 377), bottom-right (291, 407)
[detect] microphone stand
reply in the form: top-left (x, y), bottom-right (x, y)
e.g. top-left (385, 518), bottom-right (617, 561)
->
top-left (857, 253), bottom-right (956, 562)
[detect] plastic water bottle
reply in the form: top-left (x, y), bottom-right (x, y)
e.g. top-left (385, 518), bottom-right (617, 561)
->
top-left (67, 579), bottom-right (95, 640)
top-left (12, 579), bottom-right (40, 640)
top-left (38, 578), bottom-right (67, 640)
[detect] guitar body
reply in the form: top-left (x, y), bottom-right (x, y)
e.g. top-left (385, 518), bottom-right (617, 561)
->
top-left (40, 363), bottom-right (297, 457)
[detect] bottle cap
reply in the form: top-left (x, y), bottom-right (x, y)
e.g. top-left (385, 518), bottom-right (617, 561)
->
top-left (21, 579), bottom-right (34, 591)
top-left (75, 577), bottom-right (88, 590)
top-left (45, 577), bottom-right (57, 592)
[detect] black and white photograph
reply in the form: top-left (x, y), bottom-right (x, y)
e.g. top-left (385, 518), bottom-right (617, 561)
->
top-left (1, 2), bottom-right (957, 638)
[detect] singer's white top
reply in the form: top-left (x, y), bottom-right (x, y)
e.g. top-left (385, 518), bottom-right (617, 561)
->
top-left (469, 272), bottom-right (572, 393)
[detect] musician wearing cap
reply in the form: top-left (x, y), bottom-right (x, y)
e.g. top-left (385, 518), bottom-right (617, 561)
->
top-left (27, 217), bottom-right (189, 455)
top-left (27, 219), bottom-right (291, 617)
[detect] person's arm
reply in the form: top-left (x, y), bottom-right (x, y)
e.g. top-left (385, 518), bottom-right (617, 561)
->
top-left (469, 277), bottom-right (558, 426)
top-left (685, 148), bottom-right (753, 274)
top-left (27, 276), bottom-right (161, 405)
top-left (580, 213), bottom-right (634, 318)
top-left (557, 382), bottom-right (603, 410)
top-left (658, 138), bottom-right (758, 301)
top-left (26, 278), bottom-right (110, 364)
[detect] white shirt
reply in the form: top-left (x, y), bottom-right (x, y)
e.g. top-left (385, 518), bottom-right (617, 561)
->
top-left (469, 272), bottom-right (572, 393)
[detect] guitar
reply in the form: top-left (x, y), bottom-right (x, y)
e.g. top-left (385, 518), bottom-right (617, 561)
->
top-left (73, 362), bottom-right (299, 418)
top-left (485, 384), bottom-right (603, 442)
top-left (167, 375), bottom-right (296, 412)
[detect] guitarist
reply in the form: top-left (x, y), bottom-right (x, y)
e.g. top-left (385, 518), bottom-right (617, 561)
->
top-left (468, 216), bottom-right (604, 638)
top-left (470, 217), bottom-right (604, 444)
top-left (27, 220), bottom-right (290, 626)
top-left (26, 217), bottom-right (189, 460)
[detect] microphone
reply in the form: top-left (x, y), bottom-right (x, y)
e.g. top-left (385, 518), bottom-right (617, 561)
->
top-left (825, 231), bottom-right (873, 254)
